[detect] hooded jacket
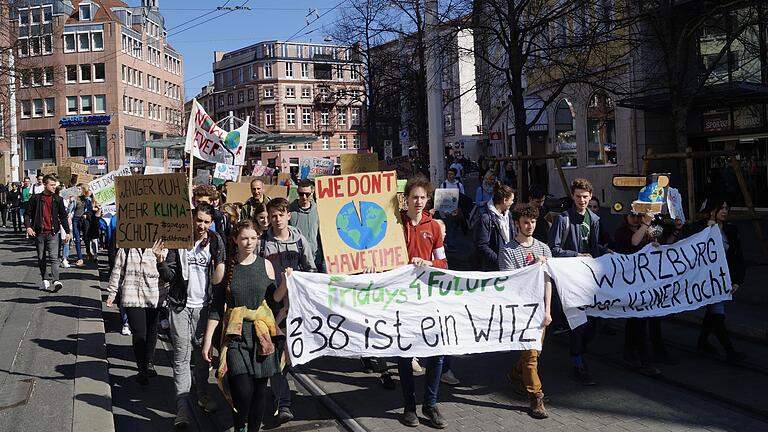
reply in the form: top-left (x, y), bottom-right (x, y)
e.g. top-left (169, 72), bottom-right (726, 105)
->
top-left (475, 201), bottom-right (516, 271)
top-left (400, 210), bottom-right (447, 268)
top-left (261, 225), bottom-right (316, 288)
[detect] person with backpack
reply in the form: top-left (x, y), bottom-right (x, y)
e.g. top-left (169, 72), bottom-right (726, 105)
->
top-left (440, 167), bottom-right (464, 195)
top-left (156, 203), bottom-right (226, 428)
top-left (548, 178), bottom-right (610, 386)
top-left (260, 197), bottom-right (316, 424)
top-left (475, 182), bottom-right (516, 271)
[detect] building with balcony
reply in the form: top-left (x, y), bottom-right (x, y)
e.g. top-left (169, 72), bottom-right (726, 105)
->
top-left (211, 40), bottom-right (366, 170)
top-left (9, 0), bottom-right (184, 178)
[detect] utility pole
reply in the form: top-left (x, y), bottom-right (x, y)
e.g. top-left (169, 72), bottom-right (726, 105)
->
top-left (8, 49), bottom-right (19, 182)
top-left (425, 0), bottom-right (444, 184)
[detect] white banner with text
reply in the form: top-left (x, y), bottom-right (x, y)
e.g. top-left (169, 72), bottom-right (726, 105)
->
top-left (286, 264), bottom-right (546, 365)
top-left (546, 226), bottom-right (732, 328)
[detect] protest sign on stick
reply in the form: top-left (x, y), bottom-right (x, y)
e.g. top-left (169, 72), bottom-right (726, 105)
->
top-left (546, 226), bottom-right (732, 328)
top-left (144, 166), bottom-right (166, 175)
top-left (89, 166), bottom-right (132, 206)
top-left (185, 99), bottom-right (249, 166)
top-left (315, 171), bottom-right (408, 274)
top-left (341, 153), bottom-right (379, 174)
top-left (214, 163), bottom-right (239, 181)
top-left (115, 173), bottom-right (194, 249)
top-left (433, 188), bottom-right (459, 214)
top-left (300, 157), bottom-right (335, 180)
top-left (286, 264), bottom-right (546, 365)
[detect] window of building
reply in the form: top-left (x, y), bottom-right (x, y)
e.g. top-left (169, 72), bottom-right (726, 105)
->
top-left (265, 108), bottom-right (274, 126)
top-left (79, 64), bottom-right (91, 82)
top-left (30, 8), bottom-right (41, 24)
top-left (238, 91), bottom-right (244, 103)
top-left (19, 9), bottom-right (29, 26)
top-left (219, 96), bottom-right (224, 107)
top-left (79, 3), bottom-right (92, 21)
top-left (42, 35), bottom-right (53, 55)
top-left (33, 99), bottom-right (44, 117)
top-left (301, 87), bottom-right (311, 98)
top-left (21, 100), bottom-right (31, 118)
top-left (286, 87), bottom-right (295, 98)
top-left (302, 108), bottom-right (312, 125)
top-left (351, 107), bottom-right (361, 125)
top-left (43, 5), bottom-right (52, 22)
top-left (264, 87), bottom-right (274, 98)
top-left (44, 67), bottom-right (53, 85)
top-left (94, 95), bottom-right (106, 113)
top-left (264, 62), bottom-right (273, 78)
top-left (336, 64), bottom-right (344, 79)
top-left (44, 98), bottom-right (55, 116)
top-left (247, 88), bottom-right (254, 100)
top-left (286, 107), bottom-right (296, 125)
top-left (18, 38), bottom-right (29, 57)
top-left (31, 69), bottom-right (42, 87)
top-left (287, 144), bottom-right (296, 150)
top-left (339, 135), bottom-right (347, 149)
top-left (78, 33), bottom-right (90, 51)
top-left (304, 143), bottom-right (312, 150)
top-left (322, 136), bottom-right (329, 150)
top-left (228, 94), bottom-right (233, 105)
top-left (30, 37), bottom-right (41, 56)
top-left (338, 108), bottom-right (347, 126)
top-left (350, 65), bottom-right (358, 80)
top-left (321, 108), bottom-right (329, 125)
top-left (555, 98), bottom-right (577, 167)
top-left (19, 70), bottom-right (30, 88)
top-left (80, 96), bottom-right (92, 114)
top-left (24, 134), bottom-right (55, 160)
top-left (353, 135), bottom-right (360, 149)
top-left (65, 97), bottom-right (79, 115)
top-left (92, 31), bottom-right (104, 51)
top-left (94, 63), bottom-right (105, 81)
top-left (64, 34), bottom-right (76, 52)
top-left (586, 91), bottom-right (617, 165)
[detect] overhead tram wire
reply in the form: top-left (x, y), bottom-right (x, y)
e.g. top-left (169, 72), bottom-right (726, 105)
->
top-left (168, 0), bottom-right (251, 38)
top-left (284, 0), bottom-right (348, 42)
top-left (165, 1), bottom-right (230, 32)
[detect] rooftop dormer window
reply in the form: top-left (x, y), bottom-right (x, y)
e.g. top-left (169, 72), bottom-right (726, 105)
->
top-left (80, 3), bottom-right (92, 21)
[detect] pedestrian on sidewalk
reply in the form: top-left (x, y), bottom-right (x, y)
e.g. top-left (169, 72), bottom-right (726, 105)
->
top-left (398, 174), bottom-right (448, 429)
top-left (691, 197), bottom-right (745, 365)
top-left (71, 184), bottom-right (92, 267)
top-left (0, 182), bottom-right (9, 228)
top-left (260, 197), bottom-right (316, 424)
top-left (84, 205), bottom-right (102, 263)
top-left (548, 178), bottom-right (610, 386)
top-left (241, 179), bottom-right (272, 221)
top-left (500, 203), bottom-right (553, 419)
top-left (474, 181), bottom-right (516, 272)
top-left (31, 174), bottom-right (45, 195)
top-left (158, 203), bottom-right (226, 428)
top-left (8, 183), bottom-right (22, 233)
top-left (20, 177), bottom-right (32, 236)
top-left (203, 219), bottom-right (285, 432)
top-left (289, 180), bottom-right (323, 272)
top-left (25, 174), bottom-right (70, 292)
top-left (106, 242), bottom-right (168, 385)
top-left (56, 185), bottom-right (74, 268)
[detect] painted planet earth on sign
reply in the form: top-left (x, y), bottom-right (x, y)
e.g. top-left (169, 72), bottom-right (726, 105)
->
top-left (224, 130), bottom-right (241, 150)
top-left (336, 201), bottom-right (387, 250)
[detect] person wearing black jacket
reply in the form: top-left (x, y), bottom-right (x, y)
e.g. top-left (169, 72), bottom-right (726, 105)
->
top-left (8, 183), bottom-right (21, 232)
top-left (0, 182), bottom-right (8, 228)
top-left (690, 197), bottom-right (746, 364)
top-left (25, 174), bottom-right (71, 292)
top-left (156, 204), bottom-right (226, 428)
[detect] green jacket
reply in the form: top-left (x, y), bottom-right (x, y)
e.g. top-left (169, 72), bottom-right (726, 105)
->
top-left (288, 199), bottom-right (321, 262)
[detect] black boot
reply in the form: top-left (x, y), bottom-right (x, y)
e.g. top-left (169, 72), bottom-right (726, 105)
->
top-left (711, 314), bottom-right (744, 364)
top-left (697, 312), bottom-right (717, 355)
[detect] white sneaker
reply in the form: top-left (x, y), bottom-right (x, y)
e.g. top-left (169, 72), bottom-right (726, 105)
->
top-left (40, 280), bottom-right (51, 291)
top-left (121, 324), bottom-right (132, 336)
top-left (441, 370), bottom-right (460, 385)
top-left (61, 259), bottom-right (70, 268)
top-left (411, 357), bottom-right (423, 373)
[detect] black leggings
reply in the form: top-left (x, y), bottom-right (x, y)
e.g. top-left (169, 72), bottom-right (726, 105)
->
top-left (229, 374), bottom-right (269, 431)
top-left (125, 307), bottom-right (160, 372)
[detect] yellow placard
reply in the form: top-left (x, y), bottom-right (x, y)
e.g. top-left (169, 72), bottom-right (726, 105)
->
top-left (315, 171), bottom-right (408, 274)
top-left (115, 173), bottom-right (194, 249)
top-left (341, 153), bottom-right (379, 175)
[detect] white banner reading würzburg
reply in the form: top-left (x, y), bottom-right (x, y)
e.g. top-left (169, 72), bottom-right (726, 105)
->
top-left (546, 226), bottom-right (732, 328)
top-left (286, 264), bottom-right (547, 366)
top-left (185, 99), bottom-right (248, 166)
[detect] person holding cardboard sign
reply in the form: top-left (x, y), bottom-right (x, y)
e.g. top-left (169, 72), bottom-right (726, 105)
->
top-left (241, 179), bottom-right (272, 221)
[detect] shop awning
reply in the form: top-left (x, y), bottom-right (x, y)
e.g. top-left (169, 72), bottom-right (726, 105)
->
top-left (617, 82), bottom-right (768, 111)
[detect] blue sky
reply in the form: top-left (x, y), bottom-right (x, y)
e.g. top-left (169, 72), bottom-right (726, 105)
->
top-left (152, 0), bottom-right (345, 99)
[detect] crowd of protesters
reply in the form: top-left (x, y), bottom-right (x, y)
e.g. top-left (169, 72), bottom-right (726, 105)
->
top-left (9, 159), bottom-right (747, 432)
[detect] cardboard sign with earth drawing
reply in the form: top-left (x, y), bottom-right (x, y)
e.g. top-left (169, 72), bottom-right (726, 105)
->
top-left (315, 171), bottom-right (408, 274)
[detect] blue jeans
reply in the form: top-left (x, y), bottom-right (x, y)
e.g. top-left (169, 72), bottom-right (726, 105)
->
top-left (72, 216), bottom-right (83, 260)
top-left (398, 356), bottom-right (444, 412)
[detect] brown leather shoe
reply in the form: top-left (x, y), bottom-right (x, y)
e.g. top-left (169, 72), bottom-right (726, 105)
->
top-left (530, 395), bottom-right (548, 419)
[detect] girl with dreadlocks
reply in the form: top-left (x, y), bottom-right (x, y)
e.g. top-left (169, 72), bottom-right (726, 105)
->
top-left (202, 219), bottom-right (286, 432)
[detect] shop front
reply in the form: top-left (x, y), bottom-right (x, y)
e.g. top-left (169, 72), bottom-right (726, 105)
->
top-left (60, 115), bottom-right (110, 174)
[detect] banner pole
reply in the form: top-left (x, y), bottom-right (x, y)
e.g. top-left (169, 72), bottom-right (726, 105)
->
top-left (188, 153), bottom-right (194, 202)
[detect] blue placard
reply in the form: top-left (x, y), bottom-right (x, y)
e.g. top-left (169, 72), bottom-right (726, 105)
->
top-left (59, 115), bottom-right (111, 127)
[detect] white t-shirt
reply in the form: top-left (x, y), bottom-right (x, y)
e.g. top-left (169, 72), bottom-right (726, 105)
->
top-left (441, 179), bottom-right (465, 195)
top-left (32, 183), bottom-right (45, 195)
top-left (186, 239), bottom-right (211, 308)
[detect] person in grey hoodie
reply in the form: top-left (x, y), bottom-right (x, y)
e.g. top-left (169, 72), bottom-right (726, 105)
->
top-left (260, 197), bottom-right (316, 424)
top-left (288, 179), bottom-right (323, 271)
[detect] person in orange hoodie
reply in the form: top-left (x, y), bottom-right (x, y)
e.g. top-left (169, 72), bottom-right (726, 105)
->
top-left (397, 174), bottom-right (448, 429)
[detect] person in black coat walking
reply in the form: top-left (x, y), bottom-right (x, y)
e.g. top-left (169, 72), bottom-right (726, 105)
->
top-left (25, 174), bottom-right (71, 291)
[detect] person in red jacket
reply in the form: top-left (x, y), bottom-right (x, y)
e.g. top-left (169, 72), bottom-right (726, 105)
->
top-left (397, 174), bottom-right (448, 429)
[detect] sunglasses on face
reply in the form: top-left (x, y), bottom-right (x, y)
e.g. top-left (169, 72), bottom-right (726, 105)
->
top-left (298, 192), bottom-right (312, 197)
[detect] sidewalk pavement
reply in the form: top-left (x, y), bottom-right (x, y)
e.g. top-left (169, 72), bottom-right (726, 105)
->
top-left (0, 232), bottom-right (113, 432)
